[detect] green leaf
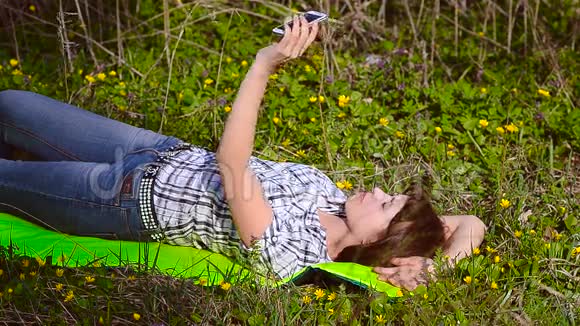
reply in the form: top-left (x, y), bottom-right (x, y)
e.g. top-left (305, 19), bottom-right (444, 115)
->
top-left (248, 314), bottom-right (266, 326)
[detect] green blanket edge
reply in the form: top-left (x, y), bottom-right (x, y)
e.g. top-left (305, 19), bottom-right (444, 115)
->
top-left (0, 213), bottom-right (400, 296)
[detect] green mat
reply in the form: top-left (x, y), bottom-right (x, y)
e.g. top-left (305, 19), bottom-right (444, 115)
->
top-left (0, 213), bottom-right (400, 296)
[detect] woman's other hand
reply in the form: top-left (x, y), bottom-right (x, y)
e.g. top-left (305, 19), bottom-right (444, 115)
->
top-left (373, 256), bottom-right (436, 291)
top-left (255, 15), bottom-right (320, 73)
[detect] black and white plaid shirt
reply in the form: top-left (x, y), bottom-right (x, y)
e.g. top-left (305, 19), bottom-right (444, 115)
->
top-left (151, 144), bottom-right (347, 279)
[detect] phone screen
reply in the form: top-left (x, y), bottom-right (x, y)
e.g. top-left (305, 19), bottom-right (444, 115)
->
top-left (274, 12), bottom-right (326, 34)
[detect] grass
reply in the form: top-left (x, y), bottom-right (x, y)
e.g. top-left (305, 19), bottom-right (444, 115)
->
top-left (0, 0), bottom-right (579, 324)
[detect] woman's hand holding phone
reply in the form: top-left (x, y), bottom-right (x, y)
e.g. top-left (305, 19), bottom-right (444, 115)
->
top-left (255, 16), bottom-right (319, 74)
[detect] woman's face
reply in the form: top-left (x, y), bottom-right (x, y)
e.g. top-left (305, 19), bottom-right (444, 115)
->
top-left (344, 188), bottom-right (409, 245)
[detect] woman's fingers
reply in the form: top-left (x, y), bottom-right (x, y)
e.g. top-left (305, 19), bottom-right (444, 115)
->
top-left (299, 22), bottom-right (319, 56)
top-left (282, 16), bottom-right (301, 56)
top-left (280, 15), bottom-right (320, 59)
top-left (291, 16), bottom-right (310, 58)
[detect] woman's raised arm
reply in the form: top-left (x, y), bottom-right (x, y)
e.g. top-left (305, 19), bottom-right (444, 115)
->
top-left (215, 16), bottom-right (319, 247)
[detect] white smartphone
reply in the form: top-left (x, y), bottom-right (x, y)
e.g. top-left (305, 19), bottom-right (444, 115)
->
top-left (272, 11), bottom-right (328, 35)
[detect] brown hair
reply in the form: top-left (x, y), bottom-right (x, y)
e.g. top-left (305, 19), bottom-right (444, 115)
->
top-left (335, 184), bottom-right (445, 267)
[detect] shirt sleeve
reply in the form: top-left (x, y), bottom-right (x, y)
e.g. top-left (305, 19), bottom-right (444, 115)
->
top-left (244, 201), bottom-right (330, 280)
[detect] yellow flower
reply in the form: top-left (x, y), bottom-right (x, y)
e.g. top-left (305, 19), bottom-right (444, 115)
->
top-left (310, 117), bottom-right (317, 122)
top-left (85, 276), bottom-right (95, 283)
top-left (19, 273), bottom-right (25, 280)
top-left (435, 127), bottom-right (442, 133)
top-left (198, 278), bottom-right (207, 286)
top-left (56, 268), bottom-right (64, 277)
top-left (511, 88), bottom-right (518, 94)
top-left (395, 131), bottom-right (405, 139)
top-left (9, 59), bottom-right (18, 67)
top-left (318, 95), bottom-right (325, 103)
top-left (119, 90), bottom-right (127, 97)
top-left (423, 293), bottom-right (429, 299)
top-left (327, 308), bottom-right (334, 315)
top-left (241, 60), bottom-right (248, 67)
top-left (446, 150), bottom-right (455, 157)
top-left (22, 259), bottom-right (30, 268)
top-left (544, 243), bottom-right (551, 249)
top-left (537, 89), bottom-right (550, 97)
top-left (529, 229), bottom-right (536, 235)
top-left (327, 292), bottom-right (337, 301)
top-left (480, 87), bottom-right (488, 94)
top-left (85, 75), bottom-right (96, 83)
top-left (494, 256), bottom-right (501, 263)
top-left (12, 69), bottom-right (23, 76)
top-left (281, 138), bottom-right (291, 147)
top-left (375, 314), bottom-right (386, 323)
top-left (337, 95), bottom-right (350, 108)
top-left (219, 281), bottom-right (231, 291)
top-left (204, 78), bottom-right (214, 85)
top-left (278, 87), bottom-right (285, 92)
top-left (500, 198), bottom-right (510, 208)
top-left (505, 123), bottom-right (519, 133)
top-left (108, 70), bottom-right (117, 77)
top-left (272, 117), bottom-right (280, 124)
top-left (8, 288), bottom-right (13, 294)
top-left (269, 73), bottom-right (278, 80)
top-left (472, 247), bottom-right (481, 255)
top-left (224, 87), bottom-right (231, 94)
top-left (178, 92), bottom-right (184, 101)
top-left (97, 73), bottom-right (106, 81)
top-left (486, 246), bottom-right (496, 253)
top-left (29, 5), bottom-right (36, 12)
top-left (336, 181), bottom-right (345, 189)
top-left (558, 206), bottom-right (566, 214)
top-left (224, 106), bottom-right (232, 113)
top-left (337, 112), bottom-right (346, 118)
top-left (479, 119), bottom-right (489, 128)
top-left (314, 288), bottom-right (325, 300)
top-left (225, 57), bottom-right (232, 64)
top-left (301, 295), bottom-right (311, 304)
top-left (118, 81), bottom-right (126, 88)
top-left (29, 271), bottom-right (37, 277)
top-left (514, 230), bottom-right (523, 238)
top-left (490, 281), bottom-right (498, 290)
top-left (396, 289), bottom-right (404, 297)
top-left (55, 283), bottom-right (64, 291)
top-left (343, 180), bottom-right (353, 190)
top-left (379, 118), bottom-right (389, 126)
top-left (231, 72), bottom-right (239, 79)
top-left (64, 290), bottom-right (74, 302)
top-left (463, 276), bottom-right (472, 284)
top-left (36, 257), bottom-right (46, 267)
top-left (477, 31), bottom-right (485, 37)
top-left (496, 126), bottom-right (505, 134)
top-left (554, 232), bottom-right (563, 241)
top-left (304, 65), bottom-right (312, 73)
top-left (133, 313), bottom-right (141, 321)
top-left (296, 150), bottom-right (306, 158)
top-left (309, 96), bottom-right (317, 103)
top-left (447, 144), bottom-right (455, 150)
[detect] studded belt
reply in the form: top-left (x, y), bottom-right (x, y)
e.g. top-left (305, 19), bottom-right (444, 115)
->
top-left (137, 142), bottom-right (193, 241)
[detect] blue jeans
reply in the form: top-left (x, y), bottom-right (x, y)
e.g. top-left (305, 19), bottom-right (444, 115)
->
top-left (0, 90), bottom-right (183, 240)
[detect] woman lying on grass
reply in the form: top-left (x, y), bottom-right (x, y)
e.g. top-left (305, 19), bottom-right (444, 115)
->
top-left (0, 16), bottom-right (485, 291)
